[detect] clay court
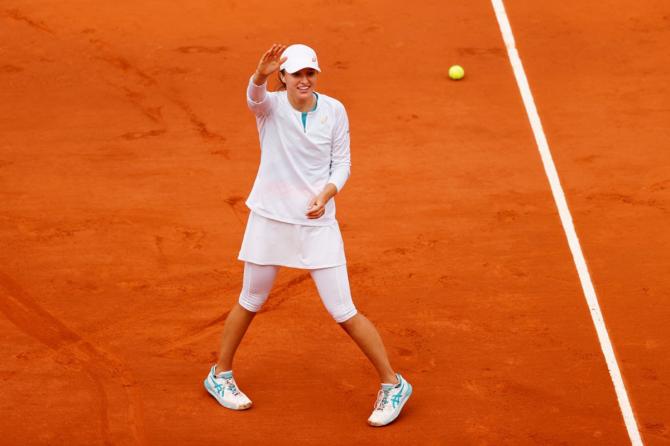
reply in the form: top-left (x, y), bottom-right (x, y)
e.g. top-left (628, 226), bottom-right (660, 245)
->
top-left (1, 0), bottom-right (669, 444)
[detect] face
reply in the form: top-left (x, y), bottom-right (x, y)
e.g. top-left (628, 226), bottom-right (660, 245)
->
top-left (282, 68), bottom-right (318, 101)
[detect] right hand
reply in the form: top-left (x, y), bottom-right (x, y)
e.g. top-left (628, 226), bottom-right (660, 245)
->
top-left (255, 44), bottom-right (288, 80)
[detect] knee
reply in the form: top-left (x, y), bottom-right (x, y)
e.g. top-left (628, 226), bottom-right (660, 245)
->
top-left (238, 291), bottom-right (268, 313)
top-left (334, 307), bottom-right (358, 324)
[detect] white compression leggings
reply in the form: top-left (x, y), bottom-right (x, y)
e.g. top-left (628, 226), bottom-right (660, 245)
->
top-left (238, 262), bottom-right (358, 323)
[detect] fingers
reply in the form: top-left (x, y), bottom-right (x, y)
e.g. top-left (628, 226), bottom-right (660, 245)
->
top-left (270, 44), bottom-right (284, 57)
top-left (264, 43), bottom-right (286, 61)
top-left (306, 204), bottom-right (325, 218)
top-left (258, 44), bottom-right (287, 76)
top-left (305, 195), bottom-right (327, 218)
top-left (306, 208), bottom-right (326, 219)
top-left (257, 44), bottom-right (287, 75)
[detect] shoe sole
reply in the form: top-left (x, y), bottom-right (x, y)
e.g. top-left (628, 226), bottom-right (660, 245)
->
top-left (204, 378), bottom-right (252, 410)
top-left (367, 382), bottom-right (413, 427)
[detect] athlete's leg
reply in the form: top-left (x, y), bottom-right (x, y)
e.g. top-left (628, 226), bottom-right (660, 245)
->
top-left (215, 262), bottom-right (279, 373)
top-left (340, 313), bottom-right (399, 385)
top-left (310, 264), bottom-right (398, 385)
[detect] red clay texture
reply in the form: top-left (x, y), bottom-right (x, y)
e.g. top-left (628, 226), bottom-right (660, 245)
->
top-left (1, 1), bottom-right (667, 445)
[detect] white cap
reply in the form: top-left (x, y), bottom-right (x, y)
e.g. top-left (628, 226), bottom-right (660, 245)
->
top-left (280, 44), bottom-right (321, 74)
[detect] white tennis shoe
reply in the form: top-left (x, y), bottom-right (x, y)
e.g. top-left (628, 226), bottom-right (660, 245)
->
top-left (367, 373), bottom-right (412, 426)
top-left (204, 365), bottom-right (252, 410)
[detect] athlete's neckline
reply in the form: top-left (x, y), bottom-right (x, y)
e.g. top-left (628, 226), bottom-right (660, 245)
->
top-left (287, 91), bottom-right (318, 113)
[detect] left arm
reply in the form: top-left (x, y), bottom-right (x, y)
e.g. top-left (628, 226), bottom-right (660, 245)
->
top-left (306, 105), bottom-right (351, 219)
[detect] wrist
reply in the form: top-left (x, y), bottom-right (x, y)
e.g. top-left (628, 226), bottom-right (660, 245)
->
top-left (322, 183), bottom-right (338, 200)
top-left (252, 71), bottom-right (268, 86)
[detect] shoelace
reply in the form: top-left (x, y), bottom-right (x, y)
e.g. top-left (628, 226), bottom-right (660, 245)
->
top-left (223, 377), bottom-right (241, 396)
top-left (373, 388), bottom-right (391, 411)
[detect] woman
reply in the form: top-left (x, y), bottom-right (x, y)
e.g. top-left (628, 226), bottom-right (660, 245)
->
top-left (203, 43), bottom-right (412, 427)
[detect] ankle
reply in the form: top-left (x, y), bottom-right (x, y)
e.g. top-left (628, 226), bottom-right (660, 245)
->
top-left (215, 364), bottom-right (232, 375)
top-left (381, 373), bottom-right (399, 386)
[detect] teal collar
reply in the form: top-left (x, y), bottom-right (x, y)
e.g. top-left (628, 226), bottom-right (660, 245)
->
top-left (311, 92), bottom-right (319, 111)
top-left (300, 92), bottom-right (318, 131)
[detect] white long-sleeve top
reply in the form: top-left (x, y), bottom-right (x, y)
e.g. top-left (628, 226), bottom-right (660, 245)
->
top-left (244, 75), bottom-right (351, 226)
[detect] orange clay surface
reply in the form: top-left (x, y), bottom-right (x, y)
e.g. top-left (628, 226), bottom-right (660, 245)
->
top-left (1, 1), bottom-right (668, 445)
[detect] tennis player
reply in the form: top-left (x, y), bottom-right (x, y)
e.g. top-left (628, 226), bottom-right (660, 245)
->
top-left (203, 43), bottom-right (412, 426)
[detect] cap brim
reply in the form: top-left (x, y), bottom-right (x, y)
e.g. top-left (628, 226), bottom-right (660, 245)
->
top-left (282, 62), bottom-right (321, 74)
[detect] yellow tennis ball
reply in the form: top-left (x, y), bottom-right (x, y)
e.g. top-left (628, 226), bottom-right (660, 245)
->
top-left (448, 65), bottom-right (465, 80)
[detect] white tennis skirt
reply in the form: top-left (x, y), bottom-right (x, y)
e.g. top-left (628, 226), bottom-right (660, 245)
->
top-left (238, 211), bottom-right (347, 269)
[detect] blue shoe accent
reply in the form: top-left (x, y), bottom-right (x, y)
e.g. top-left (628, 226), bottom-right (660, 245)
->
top-left (203, 366), bottom-right (251, 410)
top-left (369, 373), bottom-right (413, 426)
top-left (390, 381), bottom-right (406, 409)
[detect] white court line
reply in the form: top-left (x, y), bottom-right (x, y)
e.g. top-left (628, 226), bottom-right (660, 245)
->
top-left (489, 1), bottom-right (643, 445)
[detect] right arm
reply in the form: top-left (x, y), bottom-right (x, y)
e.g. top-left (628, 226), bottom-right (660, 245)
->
top-left (246, 44), bottom-right (287, 115)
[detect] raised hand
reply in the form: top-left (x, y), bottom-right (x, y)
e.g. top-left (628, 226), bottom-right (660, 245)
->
top-left (255, 44), bottom-right (287, 79)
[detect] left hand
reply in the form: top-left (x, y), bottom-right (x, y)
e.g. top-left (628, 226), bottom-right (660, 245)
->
top-left (306, 194), bottom-right (328, 219)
